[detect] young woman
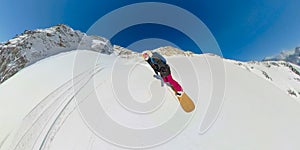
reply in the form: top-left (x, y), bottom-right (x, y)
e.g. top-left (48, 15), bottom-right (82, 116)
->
top-left (142, 51), bottom-right (184, 97)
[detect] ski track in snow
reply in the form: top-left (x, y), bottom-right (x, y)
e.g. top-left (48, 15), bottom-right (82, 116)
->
top-left (9, 65), bottom-right (104, 150)
top-left (39, 68), bottom-right (107, 150)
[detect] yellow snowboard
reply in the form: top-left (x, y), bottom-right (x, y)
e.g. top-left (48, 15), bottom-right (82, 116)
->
top-left (170, 86), bottom-right (195, 112)
top-left (177, 92), bottom-right (195, 112)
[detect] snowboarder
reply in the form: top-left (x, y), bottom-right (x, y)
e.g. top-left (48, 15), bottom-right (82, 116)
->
top-left (142, 50), bottom-right (184, 97)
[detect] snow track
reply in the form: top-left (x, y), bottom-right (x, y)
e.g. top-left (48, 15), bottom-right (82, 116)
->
top-left (9, 66), bottom-right (104, 150)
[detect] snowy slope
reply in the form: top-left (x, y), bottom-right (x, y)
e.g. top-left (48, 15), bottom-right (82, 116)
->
top-left (228, 59), bottom-right (300, 101)
top-left (0, 24), bottom-right (113, 83)
top-left (1, 50), bottom-right (300, 150)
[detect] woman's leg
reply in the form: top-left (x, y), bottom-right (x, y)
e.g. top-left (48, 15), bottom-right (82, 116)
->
top-left (166, 74), bottom-right (183, 92)
top-left (162, 76), bottom-right (168, 82)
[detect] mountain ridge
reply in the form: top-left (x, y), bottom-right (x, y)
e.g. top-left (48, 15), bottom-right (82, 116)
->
top-left (0, 24), bottom-right (197, 83)
top-left (0, 24), bottom-right (300, 102)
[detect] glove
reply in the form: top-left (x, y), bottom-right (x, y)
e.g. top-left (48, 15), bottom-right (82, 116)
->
top-left (153, 74), bottom-right (161, 79)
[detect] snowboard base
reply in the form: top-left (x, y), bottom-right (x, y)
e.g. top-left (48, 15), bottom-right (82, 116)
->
top-left (170, 86), bottom-right (195, 112)
top-left (177, 92), bottom-right (195, 112)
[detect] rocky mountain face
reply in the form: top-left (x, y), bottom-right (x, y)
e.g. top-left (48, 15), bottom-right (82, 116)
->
top-left (264, 47), bottom-right (300, 65)
top-left (0, 24), bottom-right (113, 83)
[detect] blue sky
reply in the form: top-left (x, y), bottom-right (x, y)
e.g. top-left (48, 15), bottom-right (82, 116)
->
top-left (0, 0), bottom-right (300, 61)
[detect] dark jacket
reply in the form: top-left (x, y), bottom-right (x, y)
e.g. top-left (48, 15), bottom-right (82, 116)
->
top-left (147, 57), bottom-right (170, 77)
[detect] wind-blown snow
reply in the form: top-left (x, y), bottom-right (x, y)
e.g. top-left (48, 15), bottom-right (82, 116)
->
top-left (1, 50), bottom-right (300, 150)
top-left (264, 47), bottom-right (300, 65)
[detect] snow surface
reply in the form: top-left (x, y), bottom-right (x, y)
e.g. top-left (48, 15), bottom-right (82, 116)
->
top-left (1, 50), bottom-right (300, 150)
top-left (226, 59), bottom-right (300, 101)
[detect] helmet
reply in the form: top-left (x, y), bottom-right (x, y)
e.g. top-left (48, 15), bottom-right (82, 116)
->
top-left (142, 50), bottom-right (153, 60)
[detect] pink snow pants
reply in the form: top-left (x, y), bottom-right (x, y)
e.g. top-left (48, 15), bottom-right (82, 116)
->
top-left (163, 74), bottom-right (183, 92)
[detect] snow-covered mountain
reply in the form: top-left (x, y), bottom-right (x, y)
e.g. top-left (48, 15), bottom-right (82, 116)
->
top-left (1, 50), bottom-right (300, 150)
top-left (151, 46), bottom-right (194, 56)
top-left (113, 45), bottom-right (140, 58)
top-left (0, 24), bottom-right (197, 84)
top-left (264, 47), bottom-right (300, 65)
top-left (0, 24), bottom-right (113, 83)
top-left (1, 25), bottom-right (300, 149)
top-left (112, 45), bottom-right (194, 58)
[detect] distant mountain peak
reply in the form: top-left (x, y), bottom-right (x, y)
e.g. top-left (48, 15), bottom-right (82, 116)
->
top-left (264, 47), bottom-right (300, 65)
top-left (151, 46), bottom-right (194, 56)
top-left (113, 45), bottom-right (195, 58)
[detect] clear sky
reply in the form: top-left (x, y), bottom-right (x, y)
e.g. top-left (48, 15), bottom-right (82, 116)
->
top-left (1, 0), bottom-right (300, 61)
